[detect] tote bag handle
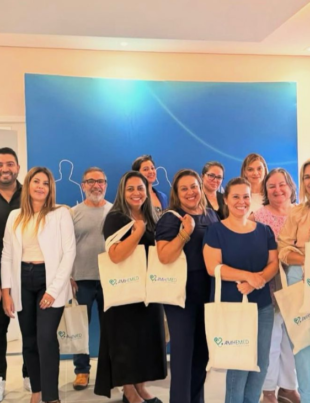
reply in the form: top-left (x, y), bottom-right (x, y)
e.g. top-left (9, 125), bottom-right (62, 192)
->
top-left (105, 220), bottom-right (135, 252)
top-left (214, 264), bottom-right (248, 303)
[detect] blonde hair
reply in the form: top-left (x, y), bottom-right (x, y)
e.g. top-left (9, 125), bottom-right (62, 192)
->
top-left (299, 159), bottom-right (310, 204)
top-left (169, 169), bottom-right (207, 213)
top-left (14, 167), bottom-right (58, 233)
top-left (240, 153), bottom-right (268, 195)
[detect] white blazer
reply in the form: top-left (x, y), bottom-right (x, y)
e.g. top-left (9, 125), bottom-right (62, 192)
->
top-left (1, 206), bottom-right (76, 311)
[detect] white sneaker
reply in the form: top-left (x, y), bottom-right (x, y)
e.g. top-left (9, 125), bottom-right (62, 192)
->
top-left (0, 377), bottom-right (5, 402)
top-left (23, 377), bottom-right (31, 392)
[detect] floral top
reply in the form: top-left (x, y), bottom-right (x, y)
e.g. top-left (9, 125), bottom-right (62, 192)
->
top-left (254, 206), bottom-right (288, 302)
top-left (254, 206), bottom-right (287, 240)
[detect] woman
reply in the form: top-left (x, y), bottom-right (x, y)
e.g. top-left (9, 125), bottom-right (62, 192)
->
top-left (132, 155), bottom-right (168, 215)
top-left (278, 159), bottom-right (310, 403)
top-left (1, 167), bottom-right (76, 403)
top-left (241, 153), bottom-right (268, 213)
top-left (94, 171), bottom-right (167, 403)
top-left (252, 169), bottom-right (299, 403)
top-left (203, 177), bottom-right (278, 403)
top-left (156, 169), bottom-right (218, 403)
top-left (201, 161), bottom-right (226, 220)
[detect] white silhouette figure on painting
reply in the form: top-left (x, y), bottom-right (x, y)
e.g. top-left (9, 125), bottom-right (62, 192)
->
top-left (55, 159), bottom-right (84, 206)
top-left (153, 166), bottom-right (172, 188)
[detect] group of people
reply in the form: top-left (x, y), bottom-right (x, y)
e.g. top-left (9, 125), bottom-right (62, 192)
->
top-left (0, 147), bottom-right (309, 403)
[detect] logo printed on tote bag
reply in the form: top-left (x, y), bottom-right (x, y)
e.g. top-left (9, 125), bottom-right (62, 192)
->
top-left (307, 278), bottom-right (310, 286)
top-left (109, 276), bottom-right (139, 286)
top-left (293, 313), bottom-right (310, 325)
top-left (149, 274), bottom-right (177, 283)
top-left (214, 336), bottom-right (249, 347)
top-left (58, 330), bottom-right (82, 339)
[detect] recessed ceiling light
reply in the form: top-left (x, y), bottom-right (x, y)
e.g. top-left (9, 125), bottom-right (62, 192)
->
top-left (120, 42), bottom-right (128, 47)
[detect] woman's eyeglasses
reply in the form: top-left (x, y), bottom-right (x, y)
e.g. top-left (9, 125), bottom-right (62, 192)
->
top-left (205, 173), bottom-right (223, 181)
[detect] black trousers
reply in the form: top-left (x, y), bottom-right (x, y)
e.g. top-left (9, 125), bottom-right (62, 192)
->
top-left (0, 294), bottom-right (29, 380)
top-left (165, 301), bottom-right (209, 403)
top-left (17, 263), bottom-right (64, 401)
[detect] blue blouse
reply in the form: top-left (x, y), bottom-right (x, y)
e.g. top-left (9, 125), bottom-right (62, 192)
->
top-left (203, 221), bottom-right (277, 308)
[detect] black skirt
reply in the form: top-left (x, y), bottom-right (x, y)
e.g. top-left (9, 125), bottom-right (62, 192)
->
top-left (94, 302), bottom-right (167, 397)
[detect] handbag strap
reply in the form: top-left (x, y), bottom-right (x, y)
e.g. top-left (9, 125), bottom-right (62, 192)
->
top-left (214, 264), bottom-right (248, 303)
top-left (105, 220), bottom-right (135, 252)
top-left (279, 261), bottom-right (289, 288)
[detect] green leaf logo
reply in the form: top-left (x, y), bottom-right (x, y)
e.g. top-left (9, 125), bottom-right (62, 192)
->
top-left (58, 331), bottom-right (66, 338)
top-left (307, 278), bottom-right (310, 286)
top-left (109, 279), bottom-right (117, 286)
top-left (150, 275), bottom-right (157, 282)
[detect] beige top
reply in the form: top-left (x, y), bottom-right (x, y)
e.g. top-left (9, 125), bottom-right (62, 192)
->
top-left (278, 203), bottom-right (310, 264)
top-left (22, 214), bottom-right (44, 262)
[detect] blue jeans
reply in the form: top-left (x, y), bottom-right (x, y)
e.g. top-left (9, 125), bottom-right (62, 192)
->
top-left (73, 280), bottom-right (103, 374)
top-left (286, 265), bottom-right (310, 403)
top-left (225, 304), bottom-right (274, 403)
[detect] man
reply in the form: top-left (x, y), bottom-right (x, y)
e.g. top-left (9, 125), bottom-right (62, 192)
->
top-left (0, 148), bottom-right (30, 401)
top-left (71, 167), bottom-right (112, 390)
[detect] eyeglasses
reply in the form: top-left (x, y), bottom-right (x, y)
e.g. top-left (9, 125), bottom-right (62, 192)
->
top-left (83, 179), bottom-right (107, 186)
top-left (205, 173), bottom-right (224, 181)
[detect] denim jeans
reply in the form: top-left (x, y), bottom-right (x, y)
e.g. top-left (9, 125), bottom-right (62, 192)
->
top-left (73, 280), bottom-right (103, 374)
top-left (225, 304), bottom-right (274, 403)
top-left (286, 265), bottom-right (310, 403)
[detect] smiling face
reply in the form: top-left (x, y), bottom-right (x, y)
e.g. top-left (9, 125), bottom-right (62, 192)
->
top-left (225, 184), bottom-right (251, 218)
top-left (244, 159), bottom-right (266, 188)
top-left (125, 176), bottom-right (147, 211)
top-left (202, 165), bottom-right (224, 193)
top-left (29, 172), bottom-right (50, 205)
top-left (266, 172), bottom-right (292, 207)
top-left (0, 153), bottom-right (20, 186)
top-left (177, 175), bottom-right (202, 213)
top-left (82, 170), bottom-right (107, 203)
top-left (139, 160), bottom-right (157, 184)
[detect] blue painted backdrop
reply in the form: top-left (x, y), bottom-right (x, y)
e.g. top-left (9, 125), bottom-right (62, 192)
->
top-left (25, 74), bottom-right (298, 356)
top-left (25, 75), bottom-right (298, 207)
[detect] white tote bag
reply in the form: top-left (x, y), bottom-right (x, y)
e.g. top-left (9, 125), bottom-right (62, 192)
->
top-left (205, 265), bottom-right (260, 372)
top-left (146, 210), bottom-right (187, 308)
top-left (57, 298), bottom-right (89, 354)
top-left (300, 242), bottom-right (310, 313)
top-left (274, 262), bottom-right (310, 354)
top-left (98, 220), bottom-right (147, 312)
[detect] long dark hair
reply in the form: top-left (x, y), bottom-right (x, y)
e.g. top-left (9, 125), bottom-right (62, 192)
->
top-left (110, 171), bottom-right (157, 230)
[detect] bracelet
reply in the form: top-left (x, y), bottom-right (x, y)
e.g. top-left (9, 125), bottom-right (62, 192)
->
top-left (178, 229), bottom-right (190, 243)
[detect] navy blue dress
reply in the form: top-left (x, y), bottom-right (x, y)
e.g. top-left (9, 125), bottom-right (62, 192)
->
top-left (156, 208), bottom-right (218, 403)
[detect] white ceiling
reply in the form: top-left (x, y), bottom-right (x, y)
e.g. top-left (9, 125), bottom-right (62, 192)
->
top-left (1, 0), bottom-right (310, 55)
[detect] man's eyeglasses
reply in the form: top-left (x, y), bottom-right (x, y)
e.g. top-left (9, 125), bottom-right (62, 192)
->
top-left (205, 173), bottom-right (224, 181)
top-left (83, 179), bottom-right (107, 186)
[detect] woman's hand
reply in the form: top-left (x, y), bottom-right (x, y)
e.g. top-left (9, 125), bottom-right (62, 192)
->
top-left (2, 292), bottom-right (15, 318)
top-left (70, 278), bottom-right (78, 296)
top-left (246, 272), bottom-right (266, 290)
top-left (132, 220), bottom-right (146, 236)
top-left (40, 292), bottom-right (55, 309)
top-left (237, 282), bottom-right (255, 295)
top-left (180, 214), bottom-right (195, 236)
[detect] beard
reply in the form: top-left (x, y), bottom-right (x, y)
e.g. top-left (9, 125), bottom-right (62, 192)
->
top-left (0, 171), bottom-right (18, 186)
top-left (85, 189), bottom-right (105, 203)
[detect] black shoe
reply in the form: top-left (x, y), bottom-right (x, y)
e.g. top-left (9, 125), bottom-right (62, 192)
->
top-left (122, 394), bottom-right (146, 403)
top-left (145, 399), bottom-right (163, 403)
